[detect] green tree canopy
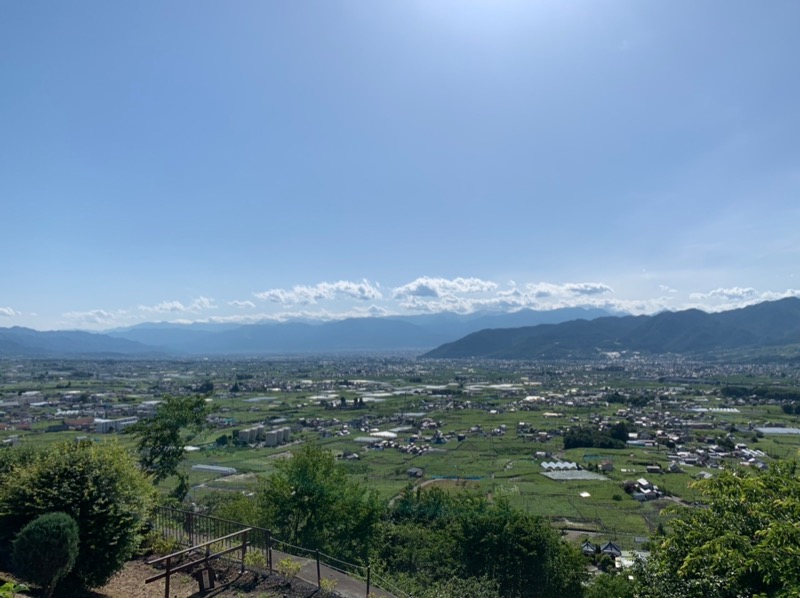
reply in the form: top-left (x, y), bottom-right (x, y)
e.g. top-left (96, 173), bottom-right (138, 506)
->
top-left (0, 441), bottom-right (154, 591)
top-left (635, 461), bottom-right (800, 598)
top-left (455, 498), bottom-right (586, 598)
top-left (256, 442), bottom-right (382, 563)
top-left (126, 394), bottom-right (210, 498)
top-left (377, 486), bottom-right (586, 598)
top-left (585, 572), bottom-right (635, 598)
top-left (421, 575), bottom-right (501, 598)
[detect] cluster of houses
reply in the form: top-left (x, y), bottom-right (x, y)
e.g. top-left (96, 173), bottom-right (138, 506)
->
top-left (663, 442), bottom-right (768, 471)
top-left (582, 540), bottom-right (649, 571)
top-left (623, 477), bottom-right (663, 501)
top-left (0, 389), bottom-right (166, 436)
top-left (359, 437), bottom-right (435, 456)
top-left (41, 415), bottom-right (140, 434)
top-left (582, 540), bottom-right (623, 558)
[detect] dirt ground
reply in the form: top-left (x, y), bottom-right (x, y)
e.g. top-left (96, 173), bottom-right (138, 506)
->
top-left (94, 559), bottom-right (197, 598)
top-left (2, 559), bottom-right (329, 598)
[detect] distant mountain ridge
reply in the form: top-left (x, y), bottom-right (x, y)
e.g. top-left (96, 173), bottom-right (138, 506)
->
top-left (423, 298), bottom-right (800, 359)
top-left (0, 307), bottom-right (611, 357)
top-left (0, 327), bottom-right (158, 358)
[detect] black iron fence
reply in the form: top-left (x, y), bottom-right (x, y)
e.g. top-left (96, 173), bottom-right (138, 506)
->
top-left (151, 506), bottom-right (273, 570)
top-left (149, 506), bottom-right (411, 598)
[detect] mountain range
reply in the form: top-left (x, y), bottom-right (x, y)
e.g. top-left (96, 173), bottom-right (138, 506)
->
top-left (423, 297), bottom-right (800, 360)
top-left (0, 307), bottom-right (610, 358)
top-left (5, 300), bottom-right (799, 360)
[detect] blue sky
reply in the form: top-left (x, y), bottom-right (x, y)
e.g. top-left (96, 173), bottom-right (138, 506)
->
top-left (2, 1), bottom-right (799, 330)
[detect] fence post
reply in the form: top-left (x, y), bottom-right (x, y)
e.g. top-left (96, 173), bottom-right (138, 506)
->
top-left (267, 531), bottom-right (273, 573)
top-left (366, 563), bottom-right (371, 597)
top-left (187, 511), bottom-right (194, 546)
top-left (241, 530), bottom-right (248, 573)
top-left (164, 556), bottom-right (171, 598)
top-left (316, 549), bottom-right (321, 589)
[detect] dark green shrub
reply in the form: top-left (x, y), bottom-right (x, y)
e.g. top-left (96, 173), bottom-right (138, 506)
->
top-left (13, 512), bottom-right (79, 598)
top-left (0, 441), bottom-right (154, 591)
top-left (140, 530), bottom-right (181, 557)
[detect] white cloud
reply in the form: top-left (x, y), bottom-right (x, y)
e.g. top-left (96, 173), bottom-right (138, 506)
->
top-left (63, 309), bottom-right (124, 325)
top-left (690, 287), bottom-right (758, 300)
top-left (362, 304), bottom-right (392, 318)
top-left (524, 283), bottom-right (557, 298)
top-left (254, 279), bottom-right (382, 305)
top-left (139, 296), bottom-right (218, 313)
top-left (0, 307), bottom-right (20, 317)
top-left (524, 282), bottom-right (613, 298)
top-left (190, 296), bottom-right (217, 310)
top-left (139, 300), bottom-right (187, 313)
top-left (678, 288), bottom-right (800, 314)
top-left (229, 300), bottom-right (256, 309)
top-left (390, 279), bottom-right (618, 314)
top-left (53, 277), bottom-right (800, 331)
top-left (497, 287), bottom-right (525, 299)
top-left (392, 277), bottom-right (498, 299)
top-left (184, 303), bottom-right (395, 325)
top-left (397, 295), bottom-right (471, 313)
top-left (759, 289), bottom-right (800, 301)
top-left (563, 282), bottom-right (613, 296)
top-left (555, 296), bottom-right (671, 316)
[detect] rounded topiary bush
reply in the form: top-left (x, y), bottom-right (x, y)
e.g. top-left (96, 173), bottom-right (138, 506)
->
top-left (13, 512), bottom-right (79, 598)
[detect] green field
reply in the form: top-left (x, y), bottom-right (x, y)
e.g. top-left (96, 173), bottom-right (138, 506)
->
top-left (4, 358), bottom-right (800, 551)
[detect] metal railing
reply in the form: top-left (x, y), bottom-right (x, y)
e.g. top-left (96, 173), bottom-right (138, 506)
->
top-left (146, 528), bottom-right (251, 598)
top-left (149, 506), bottom-right (411, 597)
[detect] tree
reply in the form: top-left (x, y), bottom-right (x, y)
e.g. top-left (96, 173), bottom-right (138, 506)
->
top-left (422, 576), bottom-right (501, 598)
top-left (0, 441), bottom-right (154, 591)
top-left (201, 491), bottom-right (259, 524)
top-left (0, 445), bottom-right (38, 477)
top-left (635, 461), bottom-right (800, 597)
top-left (609, 421), bottom-right (629, 442)
top-left (585, 573), bottom-right (635, 598)
top-left (377, 488), bottom-right (586, 598)
top-left (126, 394), bottom-right (210, 499)
top-left (455, 498), bottom-right (586, 598)
top-left (595, 553), bottom-right (615, 572)
top-left (564, 427), bottom-right (625, 450)
top-left (197, 380), bottom-right (214, 395)
top-left (13, 512), bottom-right (79, 598)
top-left (256, 443), bottom-right (382, 563)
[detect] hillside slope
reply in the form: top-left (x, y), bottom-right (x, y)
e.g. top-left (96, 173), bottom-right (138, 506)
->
top-left (424, 298), bottom-right (800, 359)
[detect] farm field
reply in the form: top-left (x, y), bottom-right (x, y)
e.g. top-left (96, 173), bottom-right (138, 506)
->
top-left (3, 357), bottom-right (800, 550)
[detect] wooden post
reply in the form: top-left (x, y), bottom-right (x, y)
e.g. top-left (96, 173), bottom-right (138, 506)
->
top-left (187, 511), bottom-right (194, 546)
top-left (366, 563), bottom-right (371, 597)
top-left (164, 556), bottom-right (171, 598)
top-left (316, 549), bottom-right (321, 589)
top-left (267, 531), bottom-right (273, 573)
top-left (204, 539), bottom-right (211, 588)
top-left (241, 530), bottom-right (248, 573)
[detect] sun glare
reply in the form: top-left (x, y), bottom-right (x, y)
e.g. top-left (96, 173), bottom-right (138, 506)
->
top-left (410, 0), bottom-right (549, 39)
